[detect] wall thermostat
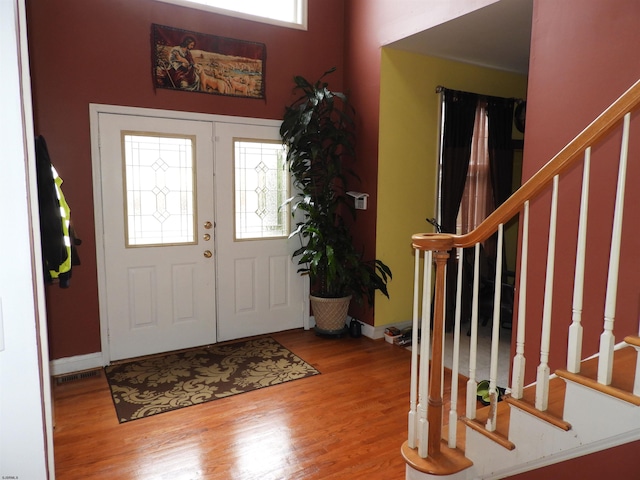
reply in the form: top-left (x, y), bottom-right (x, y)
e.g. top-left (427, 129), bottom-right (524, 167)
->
top-left (347, 191), bottom-right (369, 210)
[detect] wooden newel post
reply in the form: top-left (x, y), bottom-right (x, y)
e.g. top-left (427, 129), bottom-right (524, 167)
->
top-left (411, 233), bottom-right (454, 458)
top-left (427, 249), bottom-right (450, 457)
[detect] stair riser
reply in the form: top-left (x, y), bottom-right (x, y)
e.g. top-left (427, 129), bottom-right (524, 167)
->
top-left (405, 465), bottom-right (472, 480)
top-left (563, 380), bottom-right (640, 442)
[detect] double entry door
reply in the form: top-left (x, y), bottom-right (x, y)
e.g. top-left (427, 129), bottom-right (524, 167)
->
top-left (93, 108), bottom-right (305, 361)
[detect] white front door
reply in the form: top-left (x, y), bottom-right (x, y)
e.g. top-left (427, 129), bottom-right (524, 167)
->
top-left (214, 122), bottom-right (305, 341)
top-left (96, 112), bottom-right (217, 361)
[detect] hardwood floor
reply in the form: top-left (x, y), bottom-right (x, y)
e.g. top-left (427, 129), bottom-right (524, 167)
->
top-left (53, 329), bottom-right (418, 479)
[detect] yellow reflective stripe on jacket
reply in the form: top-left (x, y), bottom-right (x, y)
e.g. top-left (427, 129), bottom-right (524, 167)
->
top-left (49, 168), bottom-right (71, 278)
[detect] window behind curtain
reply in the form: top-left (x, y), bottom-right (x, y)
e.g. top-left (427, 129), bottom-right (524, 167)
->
top-left (456, 101), bottom-right (494, 235)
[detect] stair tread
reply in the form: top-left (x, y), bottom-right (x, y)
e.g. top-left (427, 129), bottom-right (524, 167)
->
top-left (402, 440), bottom-right (473, 475)
top-left (442, 414), bottom-right (468, 452)
top-left (556, 346), bottom-right (640, 405)
top-left (505, 377), bottom-right (571, 430)
top-left (462, 400), bottom-right (515, 450)
top-left (624, 335), bottom-right (640, 348)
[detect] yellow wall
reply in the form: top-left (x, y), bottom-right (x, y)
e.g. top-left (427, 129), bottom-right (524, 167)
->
top-left (375, 48), bottom-right (528, 327)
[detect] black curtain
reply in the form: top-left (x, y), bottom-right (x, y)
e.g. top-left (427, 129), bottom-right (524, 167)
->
top-left (487, 97), bottom-right (516, 208)
top-left (440, 90), bottom-right (478, 234)
top-left (486, 97), bottom-right (516, 289)
top-left (439, 90), bottom-right (477, 328)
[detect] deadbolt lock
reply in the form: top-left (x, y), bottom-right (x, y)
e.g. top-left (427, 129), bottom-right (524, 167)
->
top-left (203, 250), bottom-right (212, 258)
top-left (204, 221), bottom-right (213, 229)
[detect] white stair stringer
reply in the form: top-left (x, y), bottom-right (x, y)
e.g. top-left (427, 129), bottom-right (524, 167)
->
top-left (405, 382), bottom-right (640, 480)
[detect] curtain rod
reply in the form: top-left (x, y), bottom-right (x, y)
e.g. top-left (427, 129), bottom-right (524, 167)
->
top-left (435, 85), bottom-right (524, 103)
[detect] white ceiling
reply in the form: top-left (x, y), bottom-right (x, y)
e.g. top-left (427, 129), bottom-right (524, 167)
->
top-left (388, 0), bottom-right (533, 75)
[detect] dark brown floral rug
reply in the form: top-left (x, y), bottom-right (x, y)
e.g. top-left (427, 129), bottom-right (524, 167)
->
top-left (104, 336), bottom-right (320, 423)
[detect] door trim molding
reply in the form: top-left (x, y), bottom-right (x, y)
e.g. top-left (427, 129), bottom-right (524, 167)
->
top-left (89, 104), bottom-right (282, 365)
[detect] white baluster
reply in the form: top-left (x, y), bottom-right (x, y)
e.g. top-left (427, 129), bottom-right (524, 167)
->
top-left (633, 338), bottom-right (640, 397)
top-left (418, 251), bottom-right (433, 458)
top-left (466, 243), bottom-right (481, 418)
top-left (511, 202), bottom-right (529, 399)
top-left (567, 148), bottom-right (591, 373)
top-left (598, 112), bottom-right (631, 385)
top-left (536, 176), bottom-right (559, 411)
top-left (449, 247), bottom-right (463, 448)
top-left (486, 224), bottom-right (504, 432)
top-left (438, 264), bottom-right (446, 451)
top-left (408, 248), bottom-right (420, 449)
top-left (633, 339), bottom-right (640, 397)
top-left (441, 263), bottom-right (447, 403)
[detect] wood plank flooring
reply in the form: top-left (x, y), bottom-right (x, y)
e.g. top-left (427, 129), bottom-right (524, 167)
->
top-left (53, 329), bottom-right (419, 480)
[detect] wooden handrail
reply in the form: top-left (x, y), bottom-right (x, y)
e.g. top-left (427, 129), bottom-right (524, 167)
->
top-left (413, 78), bottom-right (640, 251)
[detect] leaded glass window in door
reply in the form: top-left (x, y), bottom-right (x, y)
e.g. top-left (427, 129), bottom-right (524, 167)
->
top-left (234, 139), bottom-right (289, 240)
top-left (122, 132), bottom-right (196, 246)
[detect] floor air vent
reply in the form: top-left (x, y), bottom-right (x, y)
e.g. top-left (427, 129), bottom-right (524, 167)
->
top-left (56, 369), bottom-right (101, 384)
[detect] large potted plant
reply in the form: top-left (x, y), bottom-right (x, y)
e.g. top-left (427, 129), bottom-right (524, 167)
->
top-left (280, 68), bottom-right (392, 335)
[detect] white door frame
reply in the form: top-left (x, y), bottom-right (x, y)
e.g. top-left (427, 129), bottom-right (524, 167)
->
top-left (5, 0), bottom-right (54, 475)
top-left (89, 104), bottom-right (309, 365)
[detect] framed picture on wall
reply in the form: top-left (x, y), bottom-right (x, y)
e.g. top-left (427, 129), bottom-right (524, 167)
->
top-left (152, 24), bottom-right (266, 99)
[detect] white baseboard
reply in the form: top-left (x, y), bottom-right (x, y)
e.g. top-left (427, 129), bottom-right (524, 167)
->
top-left (367, 319), bottom-right (413, 340)
top-left (50, 352), bottom-right (104, 376)
top-left (348, 317), bottom-right (412, 340)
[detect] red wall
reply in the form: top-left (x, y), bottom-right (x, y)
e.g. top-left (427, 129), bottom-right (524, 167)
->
top-left (342, 0), bottom-right (384, 323)
top-left (342, 0), bottom-right (431, 324)
top-left (27, 0), bottom-right (345, 359)
top-left (519, 0), bottom-right (640, 382)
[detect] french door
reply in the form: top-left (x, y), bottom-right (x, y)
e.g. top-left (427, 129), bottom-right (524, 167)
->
top-left (92, 106), bottom-right (305, 362)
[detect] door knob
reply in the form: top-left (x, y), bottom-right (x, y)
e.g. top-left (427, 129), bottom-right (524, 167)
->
top-left (203, 250), bottom-right (212, 258)
top-left (203, 233), bottom-right (211, 241)
top-left (204, 221), bottom-right (213, 229)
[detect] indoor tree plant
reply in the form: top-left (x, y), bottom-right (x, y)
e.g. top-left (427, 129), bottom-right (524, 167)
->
top-left (280, 68), bottom-right (392, 335)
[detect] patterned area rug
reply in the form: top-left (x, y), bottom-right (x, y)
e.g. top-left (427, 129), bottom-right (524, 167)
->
top-left (104, 336), bottom-right (320, 423)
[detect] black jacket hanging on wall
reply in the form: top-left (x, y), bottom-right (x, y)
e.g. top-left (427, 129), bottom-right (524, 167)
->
top-left (35, 135), bottom-right (80, 287)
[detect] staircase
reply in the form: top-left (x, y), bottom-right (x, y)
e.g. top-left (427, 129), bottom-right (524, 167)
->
top-left (402, 79), bottom-right (640, 479)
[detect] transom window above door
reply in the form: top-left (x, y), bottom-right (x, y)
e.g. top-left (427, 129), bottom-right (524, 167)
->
top-left (152, 0), bottom-right (307, 30)
top-left (234, 139), bottom-right (289, 240)
top-left (122, 132), bottom-right (196, 247)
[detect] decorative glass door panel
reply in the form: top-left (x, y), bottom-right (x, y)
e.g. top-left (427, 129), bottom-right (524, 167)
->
top-left (123, 133), bottom-right (196, 246)
top-left (233, 139), bottom-right (289, 240)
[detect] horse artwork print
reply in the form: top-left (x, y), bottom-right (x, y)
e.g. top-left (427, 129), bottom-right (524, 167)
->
top-left (152, 24), bottom-right (266, 99)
